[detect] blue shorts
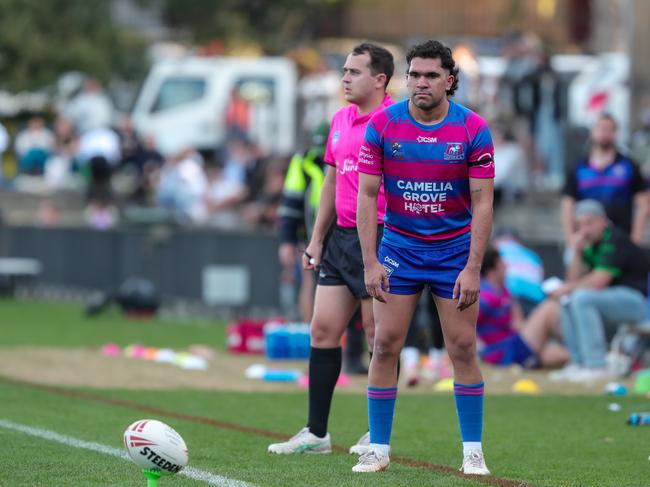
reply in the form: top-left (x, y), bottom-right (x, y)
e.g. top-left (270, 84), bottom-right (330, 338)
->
top-left (480, 334), bottom-right (537, 368)
top-left (377, 235), bottom-right (470, 298)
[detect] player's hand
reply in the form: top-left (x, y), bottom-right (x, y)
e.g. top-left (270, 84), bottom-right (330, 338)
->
top-left (364, 259), bottom-right (389, 303)
top-left (549, 282), bottom-right (573, 299)
top-left (303, 241), bottom-right (322, 270)
top-left (453, 266), bottom-right (480, 311)
top-left (568, 232), bottom-right (588, 252)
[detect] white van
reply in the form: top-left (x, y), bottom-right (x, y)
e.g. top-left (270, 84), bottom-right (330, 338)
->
top-left (131, 56), bottom-right (297, 156)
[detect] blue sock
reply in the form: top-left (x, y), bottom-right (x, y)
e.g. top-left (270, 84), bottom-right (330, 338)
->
top-left (453, 382), bottom-right (484, 442)
top-left (368, 386), bottom-right (398, 445)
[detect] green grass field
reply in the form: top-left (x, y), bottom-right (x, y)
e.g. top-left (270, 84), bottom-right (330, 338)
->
top-left (1, 299), bottom-right (649, 487)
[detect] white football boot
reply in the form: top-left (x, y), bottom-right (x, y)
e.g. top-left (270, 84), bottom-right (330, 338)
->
top-left (460, 449), bottom-right (491, 475)
top-left (267, 427), bottom-right (331, 454)
top-left (352, 448), bottom-right (390, 472)
top-left (348, 431), bottom-right (370, 455)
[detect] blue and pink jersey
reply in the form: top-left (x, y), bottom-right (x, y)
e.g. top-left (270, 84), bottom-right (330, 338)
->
top-left (358, 99), bottom-right (494, 247)
top-left (324, 95), bottom-right (392, 228)
top-left (477, 280), bottom-right (515, 346)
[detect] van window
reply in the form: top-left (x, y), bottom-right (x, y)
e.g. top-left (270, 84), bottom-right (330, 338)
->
top-left (151, 77), bottom-right (206, 113)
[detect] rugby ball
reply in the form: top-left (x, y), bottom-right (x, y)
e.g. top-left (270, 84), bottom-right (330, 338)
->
top-left (123, 419), bottom-right (188, 474)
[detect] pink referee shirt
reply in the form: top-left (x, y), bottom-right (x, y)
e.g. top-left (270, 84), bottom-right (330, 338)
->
top-left (324, 94), bottom-right (392, 228)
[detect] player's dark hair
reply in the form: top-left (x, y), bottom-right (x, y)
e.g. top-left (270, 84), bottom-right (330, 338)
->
top-left (352, 42), bottom-right (394, 88)
top-left (597, 112), bottom-right (618, 128)
top-left (481, 246), bottom-right (501, 276)
top-left (406, 40), bottom-right (459, 96)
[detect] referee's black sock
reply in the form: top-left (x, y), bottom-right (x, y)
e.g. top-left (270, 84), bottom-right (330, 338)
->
top-left (307, 346), bottom-right (342, 438)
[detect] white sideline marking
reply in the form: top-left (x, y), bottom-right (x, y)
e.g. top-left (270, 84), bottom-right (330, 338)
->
top-left (0, 419), bottom-right (256, 487)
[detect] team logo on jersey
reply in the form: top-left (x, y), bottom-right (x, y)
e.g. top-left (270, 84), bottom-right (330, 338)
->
top-left (332, 131), bottom-right (340, 144)
top-left (444, 142), bottom-right (465, 161)
top-left (391, 142), bottom-right (404, 158)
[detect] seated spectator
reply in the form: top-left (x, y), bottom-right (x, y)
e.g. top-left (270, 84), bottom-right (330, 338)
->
top-left (44, 117), bottom-right (79, 189)
top-left (493, 227), bottom-right (546, 316)
top-left (0, 120), bottom-right (9, 181)
top-left (202, 162), bottom-right (247, 227)
top-left (551, 199), bottom-right (650, 382)
top-left (15, 116), bottom-right (55, 175)
top-left (155, 147), bottom-right (207, 223)
top-left (478, 247), bottom-right (569, 368)
top-left (241, 158), bottom-right (285, 229)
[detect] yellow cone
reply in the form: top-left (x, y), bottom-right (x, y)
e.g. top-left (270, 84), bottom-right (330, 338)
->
top-left (512, 378), bottom-right (540, 394)
top-left (434, 377), bottom-right (455, 392)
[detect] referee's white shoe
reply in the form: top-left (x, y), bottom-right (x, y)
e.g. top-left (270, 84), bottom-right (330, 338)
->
top-left (267, 427), bottom-right (331, 454)
top-left (348, 430), bottom-right (370, 455)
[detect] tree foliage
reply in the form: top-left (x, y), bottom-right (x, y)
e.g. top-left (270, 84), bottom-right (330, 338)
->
top-left (159, 0), bottom-right (344, 54)
top-left (0, 0), bottom-right (146, 91)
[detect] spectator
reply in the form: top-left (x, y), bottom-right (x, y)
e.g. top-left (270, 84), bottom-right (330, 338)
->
top-left (562, 113), bottom-right (650, 246)
top-left (631, 106), bottom-right (650, 175)
top-left (44, 117), bottom-right (79, 190)
top-left (551, 200), bottom-right (649, 382)
top-left (241, 158), bottom-right (285, 229)
top-left (65, 78), bottom-right (114, 134)
top-left (492, 122), bottom-right (528, 206)
top-left (155, 147), bottom-right (207, 223)
top-left (277, 122), bottom-right (328, 321)
top-left (201, 162), bottom-right (247, 227)
top-left (128, 135), bottom-right (164, 206)
top-left (15, 116), bottom-right (55, 175)
top-left (77, 126), bottom-right (121, 168)
top-left (493, 227), bottom-right (545, 316)
top-left (0, 120), bottom-right (9, 181)
top-left (478, 247), bottom-right (568, 369)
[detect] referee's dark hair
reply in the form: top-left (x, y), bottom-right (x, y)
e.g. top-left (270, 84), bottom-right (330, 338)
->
top-left (481, 246), bottom-right (501, 276)
top-left (352, 42), bottom-right (394, 89)
top-left (406, 40), bottom-right (460, 97)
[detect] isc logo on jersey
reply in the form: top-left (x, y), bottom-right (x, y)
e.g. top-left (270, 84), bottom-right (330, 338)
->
top-left (417, 136), bottom-right (437, 143)
top-left (383, 255), bottom-right (399, 277)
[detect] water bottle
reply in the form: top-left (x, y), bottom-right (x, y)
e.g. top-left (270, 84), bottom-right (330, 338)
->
top-left (263, 369), bottom-right (302, 382)
top-left (627, 412), bottom-right (650, 426)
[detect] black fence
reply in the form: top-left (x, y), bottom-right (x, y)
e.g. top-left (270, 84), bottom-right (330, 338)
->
top-left (0, 223), bottom-right (567, 310)
top-left (0, 224), bottom-right (283, 309)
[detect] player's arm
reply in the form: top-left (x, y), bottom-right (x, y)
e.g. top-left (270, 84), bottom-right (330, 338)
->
top-left (561, 167), bottom-right (578, 246)
top-left (631, 189), bottom-right (650, 244)
top-left (454, 177), bottom-right (493, 310)
top-left (357, 172), bottom-right (388, 302)
top-left (561, 195), bottom-right (576, 246)
top-left (303, 166), bottom-right (336, 269)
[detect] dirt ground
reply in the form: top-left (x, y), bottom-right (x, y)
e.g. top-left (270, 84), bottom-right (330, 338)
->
top-left (0, 346), bottom-right (636, 395)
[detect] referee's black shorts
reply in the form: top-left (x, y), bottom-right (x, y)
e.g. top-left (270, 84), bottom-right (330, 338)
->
top-left (317, 225), bottom-right (384, 299)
